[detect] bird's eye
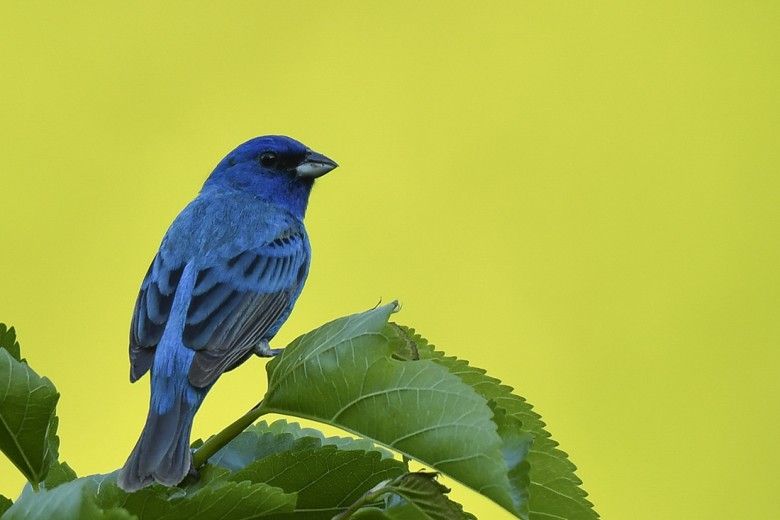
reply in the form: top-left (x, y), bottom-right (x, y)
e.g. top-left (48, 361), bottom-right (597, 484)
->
top-left (259, 152), bottom-right (278, 168)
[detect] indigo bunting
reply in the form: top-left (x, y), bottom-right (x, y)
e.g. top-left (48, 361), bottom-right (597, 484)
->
top-left (117, 136), bottom-right (337, 491)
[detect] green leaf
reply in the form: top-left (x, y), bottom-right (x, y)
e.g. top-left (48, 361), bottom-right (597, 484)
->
top-left (97, 471), bottom-right (296, 520)
top-left (351, 504), bottom-right (427, 520)
top-left (207, 420), bottom-right (316, 471)
top-left (0, 338), bottom-right (60, 486)
top-left (489, 403), bottom-right (533, 516)
top-left (350, 508), bottom-right (395, 520)
top-left (0, 323), bottom-right (21, 361)
top-left (44, 461), bottom-right (78, 489)
top-left (204, 419), bottom-right (405, 518)
top-left (374, 472), bottom-right (476, 520)
top-left (260, 303), bottom-right (520, 517)
top-left (209, 419), bottom-right (392, 471)
top-left (3, 478), bottom-right (134, 520)
top-left (13, 471), bottom-right (296, 520)
top-left (340, 472), bottom-right (475, 520)
top-left (0, 494), bottom-right (13, 516)
top-left (262, 419), bottom-right (394, 458)
top-left (386, 473), bottom-right (474, 520)
top-left (230, 444), bottom-right (405, 519)
top-left (354, 504), bottom-right (472, 520)
top-left (396, 325), bottom-right (599, 520)
top-left (89, 474), bottom-right (172, 517)
top-left (157, 480), bottom-right (295, 519)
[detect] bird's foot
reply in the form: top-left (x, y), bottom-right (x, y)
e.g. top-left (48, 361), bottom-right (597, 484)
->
top-left (254, 340), bottom-right (283, 357)
top-left (187, 463), bottom-right (200, 481)
top-left (178, 461), bottom-right (200, 487)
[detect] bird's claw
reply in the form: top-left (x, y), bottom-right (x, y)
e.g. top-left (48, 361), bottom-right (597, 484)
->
top-left (178, 460), bottom-right (200, 487)
top-left (187, 464), bottom-right (200, 481)
top-left (254, 340), bottom-right (283, 357)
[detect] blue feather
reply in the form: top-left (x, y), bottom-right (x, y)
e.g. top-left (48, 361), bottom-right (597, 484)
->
top-left (119, 136), bottom-right (336, 491)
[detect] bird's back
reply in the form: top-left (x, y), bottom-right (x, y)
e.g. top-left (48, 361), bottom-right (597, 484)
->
top-left (160, 188), bottom-right (307, 267)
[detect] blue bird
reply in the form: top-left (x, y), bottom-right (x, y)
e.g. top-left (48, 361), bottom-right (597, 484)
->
top-left (117, 136), bottom-right (337, 491)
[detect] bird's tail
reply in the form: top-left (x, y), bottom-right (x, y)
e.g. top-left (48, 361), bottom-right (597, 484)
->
top-left (117, 370), bottom-right (205, 491)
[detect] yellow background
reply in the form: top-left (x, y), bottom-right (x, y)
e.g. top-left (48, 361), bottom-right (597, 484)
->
top-left (1, 2), bottom-right (778, 518)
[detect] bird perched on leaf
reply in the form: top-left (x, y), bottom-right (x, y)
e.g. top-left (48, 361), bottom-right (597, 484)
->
top-left (117, 136), bottom-right (337, 491)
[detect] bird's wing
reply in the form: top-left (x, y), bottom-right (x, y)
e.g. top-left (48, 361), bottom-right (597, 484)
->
top-left (129, 254), bottom-right (185, 382)
top-left (183, 227), bottom-right (309, 388)
top-left (129, 224), bottom-right (309, 387)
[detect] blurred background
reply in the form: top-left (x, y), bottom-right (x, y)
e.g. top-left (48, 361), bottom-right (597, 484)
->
top-left (1, 2), bottom-right (778, 518)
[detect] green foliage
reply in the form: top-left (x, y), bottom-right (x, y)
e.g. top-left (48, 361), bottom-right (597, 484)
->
top-left (0, 495), bottom-right (12, 517)
top-left (340, 472), bottom-right (476, 520)
top-left (394, 325), bottom-right (598, 520)
top-left (260, 303), bottom-right (524, 517)
top-left (7, 471), bottom-right (297, 519)
top-left (204, 419), bottom-right (405, 518)
top-left (0, 324), bottom-right (21, 361)
top-left (231, 445), bottom-right (403, 518)
top-left (0, 305), bottom-right (597, 519)
top-left (0, 324), bottom-right (60, 488)
top-left (209, 419), bottom-right (392, 471)
top-left (150, 480), bottom-right (295, 519)
top-left (3, 479), bottom-right (133, 520)
top-left (43, 461), bottom-right (78, 490)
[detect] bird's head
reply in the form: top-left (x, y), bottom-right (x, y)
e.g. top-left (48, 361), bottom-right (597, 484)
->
top-left (203, 135), bottom-right (338, 219)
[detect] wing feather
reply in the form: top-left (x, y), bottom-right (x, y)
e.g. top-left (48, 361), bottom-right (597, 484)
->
top-left (128, 221), bottom-right (309, 387)
top-left (129, 258), bottom-right (184, 382)
top-left (185, 229), bottom-right (309, 387)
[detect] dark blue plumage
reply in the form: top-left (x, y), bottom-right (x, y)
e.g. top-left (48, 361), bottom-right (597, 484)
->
top-left (118, 136), bottom-right (337, 491)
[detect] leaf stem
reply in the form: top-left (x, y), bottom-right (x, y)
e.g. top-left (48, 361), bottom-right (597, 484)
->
top-left (191, 400), bottom-right (268, 468)
top-left (332, 487), bottom-right (388, 520)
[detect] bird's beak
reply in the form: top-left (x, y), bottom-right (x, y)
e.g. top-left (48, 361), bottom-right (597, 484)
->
top-left (295, 150), bottom-right (338, 179)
